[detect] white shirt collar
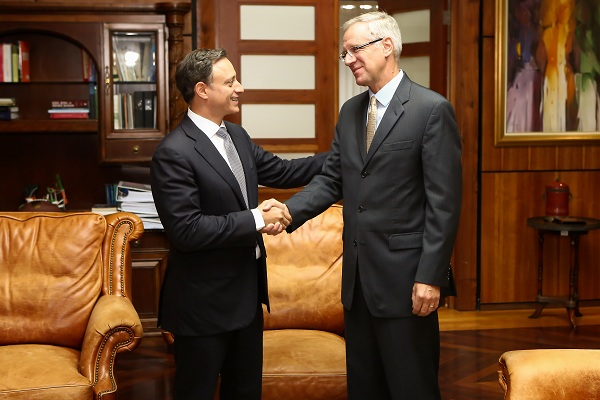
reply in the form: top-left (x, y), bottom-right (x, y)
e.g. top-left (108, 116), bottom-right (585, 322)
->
top-left (369, 69), bottom-right (404, 106)
top-left (187, 108), bottom-right (224, 138)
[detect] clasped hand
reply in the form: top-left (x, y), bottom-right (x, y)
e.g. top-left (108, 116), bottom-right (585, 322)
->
top-left (258, 199), bottom-right (290, 236)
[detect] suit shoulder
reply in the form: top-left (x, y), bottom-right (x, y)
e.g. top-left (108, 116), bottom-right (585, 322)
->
top-left (408, 80), bottom-right (449, 103)
top-left (340, 91), bottom-right (368, 112)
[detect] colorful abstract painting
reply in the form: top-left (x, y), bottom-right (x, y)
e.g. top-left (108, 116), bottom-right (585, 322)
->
top-left (495, 0), bottom-right (600, 145)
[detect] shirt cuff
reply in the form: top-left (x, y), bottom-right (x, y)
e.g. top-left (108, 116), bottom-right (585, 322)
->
top-left (251, 208), bottom-right (265, 231)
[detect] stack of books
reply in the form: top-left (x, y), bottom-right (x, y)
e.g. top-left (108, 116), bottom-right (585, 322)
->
top-left (115, 181), bottom-right (163, 230)
top-left (0, 97), bottom-right (18, 120)
top-left (48, 99), bottom-right (89, 119)
top-left (0, 40), bottom-right (30, 83)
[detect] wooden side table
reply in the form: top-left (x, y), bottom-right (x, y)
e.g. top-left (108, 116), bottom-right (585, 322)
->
top-left (527, 216), bottom-right (600, 328)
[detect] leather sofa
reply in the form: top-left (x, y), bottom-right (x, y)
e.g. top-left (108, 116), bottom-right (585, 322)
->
top-left (162, 204), bottom-right (348, 399)
top-left (0, 211), bottom-right (144, 400)
top-left (261, 204), bottom-right (346, 400)
top-left (498, 349), bottom-right (600, 399)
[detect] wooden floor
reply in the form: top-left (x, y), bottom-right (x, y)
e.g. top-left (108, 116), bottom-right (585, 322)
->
top-left (115, 306), bottom-right (600, 400)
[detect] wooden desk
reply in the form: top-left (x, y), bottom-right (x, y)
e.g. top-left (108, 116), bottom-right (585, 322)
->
top-left (527, 216), bottom-right (600, 328)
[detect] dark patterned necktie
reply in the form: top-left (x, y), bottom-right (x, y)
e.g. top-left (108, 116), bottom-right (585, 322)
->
top-left (216, 127), bottom-right (248, 208)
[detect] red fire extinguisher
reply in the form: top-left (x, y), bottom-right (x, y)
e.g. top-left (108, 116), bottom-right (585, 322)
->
top-left (545, 179), bottom-right (570, 217)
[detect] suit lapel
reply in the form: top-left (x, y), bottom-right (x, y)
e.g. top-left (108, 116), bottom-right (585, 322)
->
top-left (180, 116), bottom-right (249, 209)
top-left (355, 93), bottom-right (369, 163)
top-left (364, 75), bottom-right (411, 164)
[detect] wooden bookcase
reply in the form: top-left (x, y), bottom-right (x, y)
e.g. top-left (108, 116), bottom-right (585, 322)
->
top-left (0, 2), bottom-right (189, 164)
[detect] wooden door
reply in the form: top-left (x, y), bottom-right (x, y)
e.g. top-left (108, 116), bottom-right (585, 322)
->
top-left (196, 0), bottom-right (337, 156)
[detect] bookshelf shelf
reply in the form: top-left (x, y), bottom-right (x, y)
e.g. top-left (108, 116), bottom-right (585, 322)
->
top-left (0, 119), bottom-right (98, 133)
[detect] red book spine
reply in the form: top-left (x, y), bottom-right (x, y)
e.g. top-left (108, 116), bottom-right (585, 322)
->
top-left (18, 40), bottom-right (30, 82)
top-left (49, 112), bottom-right (89, 119)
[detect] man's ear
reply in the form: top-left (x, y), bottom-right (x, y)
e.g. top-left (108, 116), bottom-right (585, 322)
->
top-left (195, 81), bottom-right (209, 100)
top-left (382, 37), bottom-right (395, 58)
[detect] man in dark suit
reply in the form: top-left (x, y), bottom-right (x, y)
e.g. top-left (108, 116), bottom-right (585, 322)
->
top-left (283, 11), bottom-right (462, 400)
top-left (151, 48), bottom-right (328, 400)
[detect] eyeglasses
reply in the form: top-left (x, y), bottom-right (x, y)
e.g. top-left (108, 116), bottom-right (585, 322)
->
top-left (339, 38), bottom-right (383, 61)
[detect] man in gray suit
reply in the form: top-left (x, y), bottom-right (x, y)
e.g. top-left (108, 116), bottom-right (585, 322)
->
top-left (283, 11), bottom-right (462, 400)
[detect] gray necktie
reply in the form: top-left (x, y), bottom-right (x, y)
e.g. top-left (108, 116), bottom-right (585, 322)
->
top-left (216, 127), bottom-right (249, 208)
top-left (366, 95), bottom-right (377, 152)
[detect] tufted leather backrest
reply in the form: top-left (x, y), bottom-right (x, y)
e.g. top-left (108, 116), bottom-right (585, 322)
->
top-left (0, 212), bottom-right (144, 352)
top-left (263, 205), bottom-right (344, 336)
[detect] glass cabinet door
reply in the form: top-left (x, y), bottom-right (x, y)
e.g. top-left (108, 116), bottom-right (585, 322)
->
top-left (103, 23), bottom-right (166, 163)
top-left (111, 32), bottom-right (156, 130)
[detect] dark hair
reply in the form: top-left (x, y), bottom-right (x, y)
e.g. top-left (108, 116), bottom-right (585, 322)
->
top-left (175, 48), bottom-right (228, 103)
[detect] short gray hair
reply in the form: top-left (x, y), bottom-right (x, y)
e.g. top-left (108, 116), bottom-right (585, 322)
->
top-left (342, 11), bottom-right (402, 61)
top-left (175, 48), bottom-right (227, 103)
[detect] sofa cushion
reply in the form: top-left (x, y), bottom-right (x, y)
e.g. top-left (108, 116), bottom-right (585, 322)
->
top-left (0, 344), bottom-right (92, 399)
top-left (262, 329), bottom-right (346, 400)
top-left (0, 213), bottom-right (106, 348)
top-left (263, 205), bottom-right (344, 335)
top-left (499, 349), bottom-right (600, 399)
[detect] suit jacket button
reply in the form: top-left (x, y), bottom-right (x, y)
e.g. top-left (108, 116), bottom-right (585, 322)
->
top-left (353, 240), bottom-right (357, 247)
top-left (358, 206), bottom-right (365, 212)
top-left (361, 171), bottom-right (368, 178)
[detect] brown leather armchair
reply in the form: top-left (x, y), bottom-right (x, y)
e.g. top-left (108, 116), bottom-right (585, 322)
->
top-left (261, 204), bottom-right (346, 400)
top-left (0, 211), bottom-right (144, 400)
top-left (498, 349), bottom-right (600, 399)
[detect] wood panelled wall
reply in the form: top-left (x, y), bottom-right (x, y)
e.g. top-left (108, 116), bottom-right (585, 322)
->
top-left (478, 0), bottom-right (600, 307)
top-left (449, 0), bottom-right (480, 310)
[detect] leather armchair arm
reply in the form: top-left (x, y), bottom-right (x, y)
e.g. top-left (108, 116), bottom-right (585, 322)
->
top-left (80, 295), bottom-right (143, 399)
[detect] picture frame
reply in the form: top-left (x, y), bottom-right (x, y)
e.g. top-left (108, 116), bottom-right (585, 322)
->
top-left (494, 0), bottom-right (600, 146)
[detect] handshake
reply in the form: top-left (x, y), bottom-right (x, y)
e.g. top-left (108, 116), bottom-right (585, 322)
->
top-left (258, 199), bottom-right (290, 236)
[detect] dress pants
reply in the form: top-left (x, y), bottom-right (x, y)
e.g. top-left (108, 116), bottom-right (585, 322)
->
top-left (344, 269), bottom-right (441, 400)
top-left (173, 304), bottom-right (264, 400)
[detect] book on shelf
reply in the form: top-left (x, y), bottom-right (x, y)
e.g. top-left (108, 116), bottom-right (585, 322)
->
top-left (139, 216), bottom-right (163, 230)
top-left (105, 183), bottom-right (118, 206)
top-left (116, 181), bottom-right (154, 202)
top-left (18, 40), bottom-right (30, 82)
top-left (48, 112), bottom-right (89, 119)
top-left (2, 43), bottom-right (11, 82)
top-left (0, 109), bottom-right (19, 120)
top-left (133, 91), bottom-right (145, 129)
top-left (118, 201), bottom-right (158, 214)
top-left (88, 84), bottom-right (98, 119)
top-left (91, 204), bottom-right (119, 216)
top-left (48, 108), bottom-right (89, 113)
top-left (0, 46), bottom-right (4, 82)
top-left (11, 43), bottom-right (18, 82)
top-left (113, 94), bottom-right (122, 129)
top-left (143, 91), bottom-right (156, 128)
top-left (0, 98), bottom-right (16, 107)
top-left (81, 50), bottom-right (94, 83)
top-left (51, 99), bottom-right (89, 108)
